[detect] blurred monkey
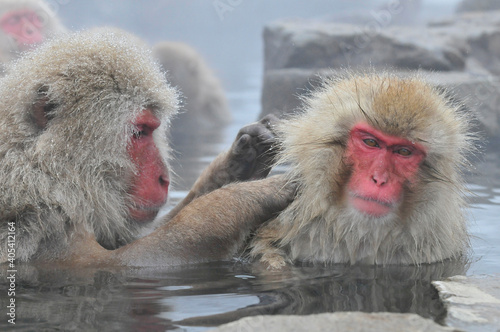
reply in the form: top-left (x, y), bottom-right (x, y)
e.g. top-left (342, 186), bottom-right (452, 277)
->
top-left (0, 0), bottom-right (66, 67)
top-left (153, 41), bottom-right (231, 130)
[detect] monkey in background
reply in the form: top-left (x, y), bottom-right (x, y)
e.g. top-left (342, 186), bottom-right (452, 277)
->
top-left (152, 41), bottom-right (232, 182)
top-left (250, 72), bottom-right (476, 269)
top-left (0, 0), bottom-right (66, 68)
top-left (153, 41), bottom-right (231, 130)
top-left (0, 28), bottom-right (294, 267)
top-left (0, 0), bottom-right (230, 131)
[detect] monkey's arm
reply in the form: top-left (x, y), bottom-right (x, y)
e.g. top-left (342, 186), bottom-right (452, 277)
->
top-left (166, 115), bottom-right (280, 219)
top-left (110, 175), bottom-right (294, 266)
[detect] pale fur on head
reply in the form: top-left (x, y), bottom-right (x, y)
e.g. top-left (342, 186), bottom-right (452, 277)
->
top-left (0, 28), bottom-right (178, 262)
top-left (0, 0), bottom-right (67, 63)
top-left (250, 71), bottom-right (476, 266)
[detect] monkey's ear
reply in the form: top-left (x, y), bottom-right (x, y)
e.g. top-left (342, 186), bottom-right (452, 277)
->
top-left (31, 94), bottom-right (57, 131)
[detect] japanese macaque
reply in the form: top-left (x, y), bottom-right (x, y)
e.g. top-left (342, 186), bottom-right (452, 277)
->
top-left (0, 0), bottom-right (66, 65)
top-left (250, 72), bottom-right (475, 269)
top-left (0, 28), bottom-right (294, 267)
top-left (152, 41), bottom-right (231, 129)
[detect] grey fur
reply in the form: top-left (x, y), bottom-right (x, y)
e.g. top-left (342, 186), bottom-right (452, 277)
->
top-left (0, 28), bottom-right (178, 262)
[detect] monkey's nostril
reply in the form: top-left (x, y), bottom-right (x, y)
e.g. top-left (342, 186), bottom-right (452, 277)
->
top-left (159, 175), bottom-right (169, 187)
top-left (372, 175), bottom-right (388, 186)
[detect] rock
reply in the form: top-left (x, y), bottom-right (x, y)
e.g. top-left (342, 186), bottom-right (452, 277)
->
top-left (263, 19), bottom-right (467, 72)
top-left (260, 68), bottom-right (324, 118)
top-left (428, 71), bottom-right (500, 137)
top-left (259, 68), bottom-right (500, 137)
top-left (429, 11), bottom-right (500, 76)
top-left (260, 12), bottom-right (500, 136)
top-left (208, 312), bottom-right (457, 332)
top-left (433, 274), bottom-right (500, 331)
top-left (264, 12), bottom-right (500, 76)
top-left (456, 0), bottom-right (500, 13)
top-left (321, 0), bottom-right (423, 27)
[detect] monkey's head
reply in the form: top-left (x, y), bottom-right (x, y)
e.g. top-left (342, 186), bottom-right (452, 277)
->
top-left (278, 72), bottom-right (474, 227)
top-left (0, 28), bottom-right (178, 253)
top-left (0, 0), bottom-right (66, 62)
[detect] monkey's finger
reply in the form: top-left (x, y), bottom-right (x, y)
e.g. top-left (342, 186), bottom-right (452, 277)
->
top-left (237, 122), bottom-right (274, 139)
top-left (252, 135), bottom-right (279, 158)
top-left (233, 135), bottom-right (268, 166)
top-left (258, 114), bottom-right (280, 132)
top-left (232, 134), bottom-right (252, 155)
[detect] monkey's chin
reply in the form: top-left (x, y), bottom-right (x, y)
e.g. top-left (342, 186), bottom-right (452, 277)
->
top-left (349, 195), bottom-right (394, 218)
top-left (130, 207), bottom-right (161, 224)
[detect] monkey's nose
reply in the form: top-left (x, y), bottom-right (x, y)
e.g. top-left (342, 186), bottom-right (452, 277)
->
top-left (372, 172), bottom-right (388, 186)
top-left (159, 174), bottom-right (169, 188)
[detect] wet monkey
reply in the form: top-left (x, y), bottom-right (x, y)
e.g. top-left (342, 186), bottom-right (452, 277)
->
top-left (0, 0), bottom-right (66, 64)
top-left (250, 72), bottom-right (475, 269)
top-left (0, 28), bottom-right (294, 266)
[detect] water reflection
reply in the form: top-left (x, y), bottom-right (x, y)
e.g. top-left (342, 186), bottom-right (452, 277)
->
top-left (465, 143), bottom-right (500, 275)
top-left (169, 261), bottom-right (467, 329)
top-left (0, 259), bottom-right (466, 331)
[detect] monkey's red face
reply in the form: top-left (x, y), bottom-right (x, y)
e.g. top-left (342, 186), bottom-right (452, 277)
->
top-left (0, 9), bottom-right (44, 50)
top-left (345, 123), bottom-right (426, 217)
top-left (127, 109), bottom-right (170, 223)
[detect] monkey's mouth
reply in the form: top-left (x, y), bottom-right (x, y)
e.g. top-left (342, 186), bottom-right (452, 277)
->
top-left (349, 193), bottom-right (395, 217)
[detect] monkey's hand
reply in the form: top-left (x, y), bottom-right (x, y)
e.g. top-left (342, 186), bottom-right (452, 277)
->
top-left (200, 114), bottom-right (280, 189)
top-left (260, 252), bottom-right (289, 270)
top-left (227, 114), bottom-right (280, 181)
top-left (250, 217), bottom-right (293, 270)
top-left (168, 115), bottom-right (281, 219)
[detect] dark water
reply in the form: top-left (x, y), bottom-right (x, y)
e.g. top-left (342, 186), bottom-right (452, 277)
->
top-left (1, 261), bottom-right (461, 331)
top-left (2, 63), bottom-right (499, 332)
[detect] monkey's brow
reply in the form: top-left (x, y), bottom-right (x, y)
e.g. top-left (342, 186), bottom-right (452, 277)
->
top-left (421, 161), bottom-right (451, 184)
top-left (415, 137), bottom-right (429, 144)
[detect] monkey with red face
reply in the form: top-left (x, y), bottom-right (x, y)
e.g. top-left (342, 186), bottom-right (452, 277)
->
top-left (250, 72), bottom-right (475, 269)
top-left (0, 28), bottom-right (293, 267)
top-left (0, 0), bottom-right (66, 67)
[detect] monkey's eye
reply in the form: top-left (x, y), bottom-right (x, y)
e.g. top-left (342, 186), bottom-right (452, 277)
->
top-left (363, 138), bottom-right (379, 148)
top-left (5, 15), bottom-right (20, 26)
top-left (396, 148), bottom-right (412, 156)
top-left (132, 126), bottom-right (148, 139)
top-left (133, 131), bottom-right (146, 139)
